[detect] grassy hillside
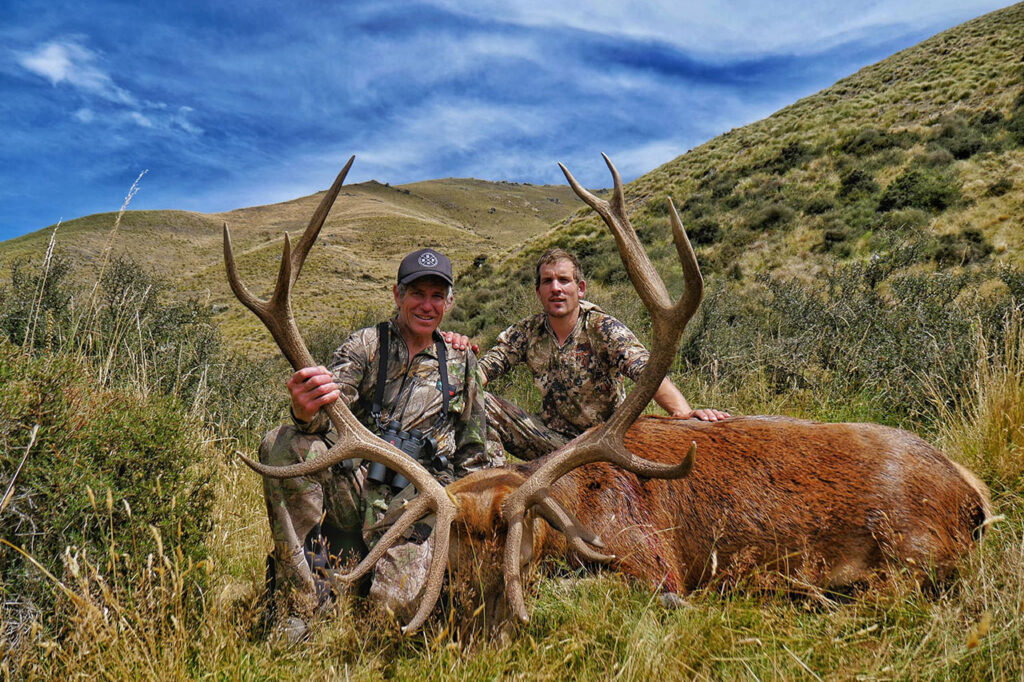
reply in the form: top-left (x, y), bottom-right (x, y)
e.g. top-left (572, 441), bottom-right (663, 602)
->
top-left (0, 178), bottom-right (582, 354)
top-left (457, 3), bottom-right (1024, 344)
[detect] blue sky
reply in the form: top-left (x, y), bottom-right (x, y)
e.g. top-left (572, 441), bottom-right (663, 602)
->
top-left (0, 1), bottom-right (1014, 242)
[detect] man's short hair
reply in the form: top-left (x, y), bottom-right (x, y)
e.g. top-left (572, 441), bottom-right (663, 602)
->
top-left (535, 248), bottom-right (583, 288)
top-left (396, 278), bottom-right (454, 301)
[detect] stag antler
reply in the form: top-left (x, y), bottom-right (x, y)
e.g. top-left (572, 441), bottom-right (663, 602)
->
top-left (223, 156), bottom-right (456, 633)
top-left (500, 154), bottom-right (701, 623)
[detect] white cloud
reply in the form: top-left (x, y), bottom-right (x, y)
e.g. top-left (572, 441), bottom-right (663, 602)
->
top-left (357, 100), bottom-right (546, 172)
top-left (73, 107), bottom-right (95, 123)
top-left (129, 111), bottom-right (154, 128)
top-left (424, 0), bottom-right (1012, 56)
top-left (17, 37), bottom-right (202, 136)
top-left (18, 39), bottom-right (137, 105)
top-left (172, 107), bottom-right (203, 135)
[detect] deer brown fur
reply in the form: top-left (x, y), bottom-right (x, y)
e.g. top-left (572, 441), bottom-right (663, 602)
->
top-left (445, 415), bottom-right (991, 628)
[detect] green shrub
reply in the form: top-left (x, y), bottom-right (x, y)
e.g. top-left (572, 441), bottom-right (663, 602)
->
top-left (918, 146), bottom-right (956, 167)
top-left (837, 127), bottom-right (919, 155)
top-left (0, 254), bottom-right (223, 404)
top-left (812, 229), bottom-right (849, 255)
top-left (803, 194), bottom-right (835, 215)
top-left (839, 199), bottom-right (883, 233)
top-left (932, 229), bottom-right (994, 266)
top-left (0, 253), bottom-right (75, 351)
top-left (931, 114), bottom-right (986, 159)
top-left (837, 168), bottom-right (879, 200)
top-left (839, 127), bottom-right (886, 154)
top-left (975, 108), bottom-right (1003, 126)
top-left (98, 257), bottom-right (222, 398)
top-left (745, 204), bottom-right (795, 232)
top-left (1007, 115), bottom-right (1024, 145)
top-left (758, 142), bottom-right (812, 175)
top-left (0, 340), bottom-right (214, 621)
top-left (986, 177), bottom-right (1014, 197)
top-left (679, 250), bottom-right (1019, 424)
top-left (999, 263), bottom-right (1024, 300)
top-left (1005, 90), bottom-right (1024, 144)
top-left (204, 351), bottom-right (284, 442)
top-left (688, 218), bottom-right (723, 246)
top-left (679, 193), bottom-right (712, 219)
top-left (699, 170), bottom-right (739, 199)
top-left (878, 168), bottom-right (960, 211)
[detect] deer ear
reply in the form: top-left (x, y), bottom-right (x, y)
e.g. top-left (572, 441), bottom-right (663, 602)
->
top-left (489, 481), bottom-right (519, 520)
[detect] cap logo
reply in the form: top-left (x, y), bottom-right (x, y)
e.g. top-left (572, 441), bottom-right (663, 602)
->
top-left (418, 253), bottom-right (438, 268)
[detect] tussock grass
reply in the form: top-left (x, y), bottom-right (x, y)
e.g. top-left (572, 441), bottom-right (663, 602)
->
top-left (3, 242), bottom-right (1024, 681)
top-left (929, 308), bottom-right (1024, 488)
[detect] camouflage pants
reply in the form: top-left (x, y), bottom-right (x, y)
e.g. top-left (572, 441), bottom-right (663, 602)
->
top-left (484, 392), bottom-right (573, 461)
top-left (259, 425), bottom-right (435, 621)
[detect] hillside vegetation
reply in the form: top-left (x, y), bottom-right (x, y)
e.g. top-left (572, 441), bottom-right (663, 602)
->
top-left (3, 3), bottom-right (1024, 679)
top-left (0, 178), bottom-right (582, 355)
top-left (457, 3), bottom-right (1024, 340)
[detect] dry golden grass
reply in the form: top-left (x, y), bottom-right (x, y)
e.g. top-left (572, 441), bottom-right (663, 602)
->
top-left (929, 309), bottom-right (1024, 488)
top-left (0, 178), bottom-right (582, 356)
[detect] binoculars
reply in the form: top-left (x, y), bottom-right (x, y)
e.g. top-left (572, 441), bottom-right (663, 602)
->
top-left (368, 420), bottom-right (448, 490)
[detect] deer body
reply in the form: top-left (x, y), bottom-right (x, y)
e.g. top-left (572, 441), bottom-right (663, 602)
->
top-left (449, 415), bottom-right (991, 604)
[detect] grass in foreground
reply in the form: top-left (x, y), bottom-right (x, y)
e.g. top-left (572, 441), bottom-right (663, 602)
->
top-left (5, 502), bottom-right (1021, 680)
top-left (3, 314), bottom-right (1023, 680)
top-left (3, 221), bottom-right (1024, 680)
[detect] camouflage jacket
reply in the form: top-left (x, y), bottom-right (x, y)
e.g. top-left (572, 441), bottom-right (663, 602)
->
top-left (479, 300), bottom-right (649, 437)
top-left (294, 318), bottom-right (490, 480)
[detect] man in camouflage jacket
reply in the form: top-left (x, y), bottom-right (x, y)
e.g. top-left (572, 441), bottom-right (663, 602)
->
top-left (258, 248), bottom-right (495, 638)
top-left (477, 248), bottom-right (729, 460)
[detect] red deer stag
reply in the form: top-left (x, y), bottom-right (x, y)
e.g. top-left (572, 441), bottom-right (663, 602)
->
top-left (226, 155), bottom-right (992, 635)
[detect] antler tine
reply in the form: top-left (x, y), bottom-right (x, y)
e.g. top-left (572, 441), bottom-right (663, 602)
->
top-left (223, 159), bottom-right (459, 634)
top-left (502, 155), bottom-right (702, 623)
top-left (223, 227), bottom-right (314, 371)
top-left (327, 496), bottom-right (457, 634)
top-left (534, 497), bottom-right (615, 562)
top-left (290, 155), bottom-right (355, 283)
top-left (222, 222), bottom-right (261, 316)
top-left (338, 496), bottom-right (434, 583)
top-left (559, 155), bottom-right (674, 316)
top-left (403, 503), bottom-right (456, 633)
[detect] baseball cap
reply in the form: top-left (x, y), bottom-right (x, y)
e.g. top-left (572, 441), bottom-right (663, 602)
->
top-left (397, 248), bottom-right (454, 286)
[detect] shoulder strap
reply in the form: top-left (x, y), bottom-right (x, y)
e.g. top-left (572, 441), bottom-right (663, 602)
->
top-left (433, 331), bottom-right (450, 420)
top-left (371, 321), bottom-right (390, 421)
top-left (372, 323), bottom-right (450, 424)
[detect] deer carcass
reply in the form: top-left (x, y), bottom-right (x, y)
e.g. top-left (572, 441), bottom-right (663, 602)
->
top-left (445, 414), bottom-right (991, 628)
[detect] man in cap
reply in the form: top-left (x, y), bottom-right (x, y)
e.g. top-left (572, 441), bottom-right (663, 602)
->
top-left (259, 247), bottom-right (494, 641)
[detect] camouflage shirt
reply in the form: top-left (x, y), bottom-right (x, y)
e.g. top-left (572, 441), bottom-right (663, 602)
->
top-left (479, 300), bottom-right (649, 437)
top-left (294, 318), bottom-right (490, 479)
